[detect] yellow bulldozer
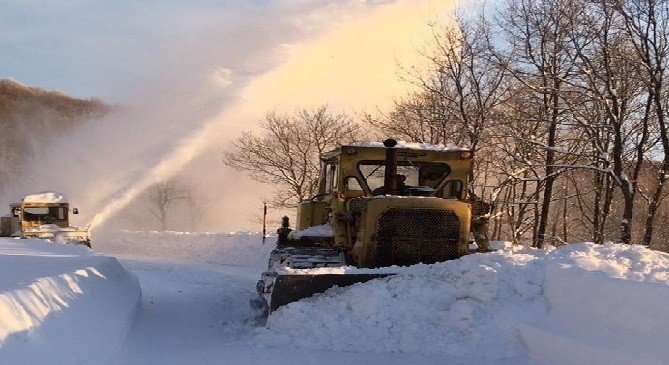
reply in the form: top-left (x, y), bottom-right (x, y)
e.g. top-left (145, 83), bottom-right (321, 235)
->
top-left (254, 139), bottom-right (478, 313)
top-left (0, 192), bottom-right (91, 247)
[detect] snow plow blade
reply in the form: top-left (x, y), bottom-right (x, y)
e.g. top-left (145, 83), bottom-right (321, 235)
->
top-left (22, 226), bottom-right (91, 247)
top-left (266, 273), bottom-right (391, 312)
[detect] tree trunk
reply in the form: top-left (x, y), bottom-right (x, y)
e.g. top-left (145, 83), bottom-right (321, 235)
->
top-left (599, 175), bottom-right (614, 244)
top-left (593, 170), bottom-right (603, 244)
top-left (620, 189), bottom-right (633, 244)
top-left (562, 183), bottom-right (568, 243)
top-left (160, 210), bottom-right (168, 231)
top-left (537, 90), bottom-right (560, 248)
top-left (643, 166), bottom-right (668, 246)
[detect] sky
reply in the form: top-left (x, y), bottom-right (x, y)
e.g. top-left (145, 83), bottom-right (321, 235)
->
top-left (1, 0), bottom-right (463, 232)
top-left (0, 1), bottom-right (402, 102)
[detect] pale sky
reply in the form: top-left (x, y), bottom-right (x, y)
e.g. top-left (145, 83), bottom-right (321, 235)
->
top-left (0, 1), bottom-right (401, 102)
top-left (1, 0), bottom-right (467, 232)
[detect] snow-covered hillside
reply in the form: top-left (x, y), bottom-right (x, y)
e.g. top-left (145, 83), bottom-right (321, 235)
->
top-left (0, 237), bottom-right (140, 364)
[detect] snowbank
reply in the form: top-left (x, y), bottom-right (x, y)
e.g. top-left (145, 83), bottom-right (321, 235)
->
top-left (95, 230), bottom-right (275, 268)
top-left (256, 243), bottom-right (669, 364)
top-left (0, 238), bottom-right (140, 364)
top-left (23, 191), bottom-right (68, 204)
top-left (520, 243), bottom-right (669, 365)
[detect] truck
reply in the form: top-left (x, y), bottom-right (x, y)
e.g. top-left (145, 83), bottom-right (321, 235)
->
top-left (255, 139), bottom-right (476, 314)
top-left (0, 192), bottom-right (91, 247)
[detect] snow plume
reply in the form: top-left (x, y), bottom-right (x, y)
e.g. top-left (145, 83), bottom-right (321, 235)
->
top-left (2, 0), bottom-right (459, 231)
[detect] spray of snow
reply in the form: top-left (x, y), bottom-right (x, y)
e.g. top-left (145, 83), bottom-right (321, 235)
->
top-left (84, 0), bottom-right (459, 230)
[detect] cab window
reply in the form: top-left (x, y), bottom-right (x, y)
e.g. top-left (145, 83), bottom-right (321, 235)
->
top-left (344, 176), bottom-right (365, 197)
top-left (324, 163), bottom-right (338, 192)
top-left (357, 161), bottom-right (452, 196)
top-left (441, 180), bottom-right (463, 200)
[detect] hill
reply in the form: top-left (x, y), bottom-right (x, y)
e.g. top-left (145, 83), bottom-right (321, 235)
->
top-left (0, 79), bottom-right (109, 194)
top-left (0, 79), bottom-right (107, 124)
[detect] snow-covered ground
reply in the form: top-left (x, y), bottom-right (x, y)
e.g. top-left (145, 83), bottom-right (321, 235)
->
top-left (0, 238), bottom-right (140, 364)
top-left (258, 243), bottom-right (669, 364)
top-left (1, 232), bottom-right (668, 364)
top-left (95, 230), bottom-right (274, 268)
top-left (99, 230), bottom-right (437, 365)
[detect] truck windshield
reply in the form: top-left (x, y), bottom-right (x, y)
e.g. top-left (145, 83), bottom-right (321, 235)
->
top-left (358, 161), bottom-right (452, 196)
top-left (23, 207), bottom-right (67, 223)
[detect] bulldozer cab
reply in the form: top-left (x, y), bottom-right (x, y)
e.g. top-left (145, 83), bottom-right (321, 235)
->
top-left (296, 140), bottom-right (474, 268)
top-left (317, 144), bottom-right (471, 197)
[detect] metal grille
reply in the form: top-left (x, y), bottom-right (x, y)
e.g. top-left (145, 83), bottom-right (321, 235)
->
top-left (375, 208), bottom-right (461, 267)
top-left (347, 197), bottom-right (369, 214)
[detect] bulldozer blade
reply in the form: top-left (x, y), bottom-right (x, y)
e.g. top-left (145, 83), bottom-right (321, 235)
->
top-left (269, 273), bottom-right (391, 312)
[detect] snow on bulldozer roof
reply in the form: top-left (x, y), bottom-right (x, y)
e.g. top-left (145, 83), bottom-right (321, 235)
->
top-left (350, 141), bottom-right (466, 152)
top-left (23, 191), bottom-right (68, 204)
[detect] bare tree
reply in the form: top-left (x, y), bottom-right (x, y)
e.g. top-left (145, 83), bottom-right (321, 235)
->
top-left (560, 0), bottom-right (654, 244)
top-left (371, 13), bottom-right (510, 187)
top-left (494, 0), bottom-right (583, 247)
top-left (223, 105), bottom-right (358, 208)
top-left (614, 0), bottom-right (669, 246)
top-left (145, 180), bottom-right (190, 231)
top-left (186, 189), bottom-right (204, 232)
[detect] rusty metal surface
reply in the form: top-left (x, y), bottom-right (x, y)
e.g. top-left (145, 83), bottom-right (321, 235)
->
top-left (268, 273), bottom-right (391, 312)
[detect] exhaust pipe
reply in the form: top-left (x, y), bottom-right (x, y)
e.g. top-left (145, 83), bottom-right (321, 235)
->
top-left (383, 138), bottom-right (398, 195)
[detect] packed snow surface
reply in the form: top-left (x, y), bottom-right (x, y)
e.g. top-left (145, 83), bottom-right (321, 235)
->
top-left (96, 230), bottom-right (274, 268)
top-left (257, 242), bottom-right (669, 365)
top-left (22, 191), bottom-right (68, 204)
top-left (99, 231), bottom-right (436, 365)
top-left (0, 237), bottom-right (140, 364)
top-left (288, 224), bottom-right (334, 239)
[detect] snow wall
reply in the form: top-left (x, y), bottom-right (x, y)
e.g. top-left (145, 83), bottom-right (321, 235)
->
top-left (519, 244), bottom-right (669, 365)
top-left (0, 238), bottom-right (141, 364)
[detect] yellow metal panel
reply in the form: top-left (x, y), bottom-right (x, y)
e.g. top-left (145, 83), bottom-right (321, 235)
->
top-left (296, 201), bottom-right (329, 230)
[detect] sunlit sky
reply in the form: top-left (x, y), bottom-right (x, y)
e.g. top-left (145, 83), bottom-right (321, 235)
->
top-left (1, 0), bottom-right (477, 231)
top-left (0, 1), bottom-right (467, 103)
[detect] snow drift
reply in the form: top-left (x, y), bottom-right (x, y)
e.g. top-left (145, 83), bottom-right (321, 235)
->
top-left (256, 243), bottom-right (669, 365)
top-left (0, 238), bottom-right (140, 364)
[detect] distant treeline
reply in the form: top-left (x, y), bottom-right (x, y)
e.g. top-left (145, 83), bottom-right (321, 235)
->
top-left (0, 79), bottom-right (108, 196)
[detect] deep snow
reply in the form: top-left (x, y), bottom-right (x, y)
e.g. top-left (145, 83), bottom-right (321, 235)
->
top-left (257, 243), bottom-right (669, 364)
top-left (101, 231), bottom-right (444, 365)
top-left (0, 238), bottom-right (140, 364)
top-left (1, 232), bottom-right (668, 365)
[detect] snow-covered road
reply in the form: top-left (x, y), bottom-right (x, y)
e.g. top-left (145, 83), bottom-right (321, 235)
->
top-left (115, 258), bottom-right (256, 364)
top-left (115, 256), bottom-right (447, 365)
